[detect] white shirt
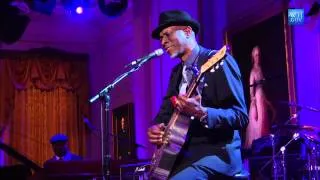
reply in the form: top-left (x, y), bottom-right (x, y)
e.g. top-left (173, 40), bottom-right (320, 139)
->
top-left (54, 151), bottom-right (73, 161)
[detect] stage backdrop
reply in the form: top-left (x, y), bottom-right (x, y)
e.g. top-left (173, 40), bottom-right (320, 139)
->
top-left (0, 47), bottom-right (89, 166)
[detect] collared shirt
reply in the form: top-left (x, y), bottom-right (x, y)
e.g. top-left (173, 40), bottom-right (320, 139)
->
top-left (183, 45), bottom-right (200, 67)
top-left (179, 45), bottom-right (200, 95)
top-left (54, 151), bottom-right (72, 161)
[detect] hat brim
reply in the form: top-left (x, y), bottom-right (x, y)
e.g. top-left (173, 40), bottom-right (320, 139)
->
top-left (152, 20), bottom-right (200, 39)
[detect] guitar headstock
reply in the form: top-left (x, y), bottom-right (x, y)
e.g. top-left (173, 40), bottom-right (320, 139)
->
top-left (200, 45), bottom-right (227, 74)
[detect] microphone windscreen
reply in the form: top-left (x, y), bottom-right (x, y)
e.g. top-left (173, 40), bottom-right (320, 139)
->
top-left (154, 49), bottom-right (164, 56)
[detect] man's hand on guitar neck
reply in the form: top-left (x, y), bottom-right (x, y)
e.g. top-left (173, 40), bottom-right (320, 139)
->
top-left (148, 123), bottom-right (166, 145)
top-left (172, 95), bottom-right (207, 120)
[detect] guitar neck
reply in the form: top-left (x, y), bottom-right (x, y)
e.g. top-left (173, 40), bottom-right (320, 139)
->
top-left (186, 74), bottom-right (203, 98)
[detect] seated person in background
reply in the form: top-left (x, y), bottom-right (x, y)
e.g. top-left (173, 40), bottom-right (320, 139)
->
top-left (44, 133), bottom-right (82, 165)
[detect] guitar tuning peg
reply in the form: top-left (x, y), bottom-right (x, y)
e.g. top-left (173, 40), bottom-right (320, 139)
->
top-left (220, 61), bottom-right (224, 65)
top-left (210, 68), bottom-right (215, 73)
top-left (215, 64), bottom-right (219, 69)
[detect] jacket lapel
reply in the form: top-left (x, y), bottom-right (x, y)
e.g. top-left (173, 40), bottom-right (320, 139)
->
top-left (196, 46), bottom-right (214, 69)
top-left (171, 63), bottom-right (183, 96)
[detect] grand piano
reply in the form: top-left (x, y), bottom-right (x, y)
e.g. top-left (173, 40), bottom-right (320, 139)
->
top-left (0, 141), bottom-right (150, 180)
top-left (0, 141), bottom-right (104, 180)
top-left (0, 141), bottom-right (41, 179)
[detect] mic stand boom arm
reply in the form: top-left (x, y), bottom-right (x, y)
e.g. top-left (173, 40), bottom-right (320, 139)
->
top-left (90, 56), bottom-right (152, 103)
top-left (89, 58), bottom-right (151, 180)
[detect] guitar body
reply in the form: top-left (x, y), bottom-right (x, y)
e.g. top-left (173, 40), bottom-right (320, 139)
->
top-left (148, 46), bottom-right (227, 180)
top-left (149, 111), bottom-right (192, 180)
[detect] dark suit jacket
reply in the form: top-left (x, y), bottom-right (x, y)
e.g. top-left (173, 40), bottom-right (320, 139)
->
top-left (43, 152), bottom-right (82, 166)
top-left (153, 46), bottom-right (249, 176)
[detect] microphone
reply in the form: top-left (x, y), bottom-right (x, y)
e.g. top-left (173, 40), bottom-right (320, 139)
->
top-left (125, 49), bottom-right (164, 68)
top-left (83, 116), bottom-right (96, 132)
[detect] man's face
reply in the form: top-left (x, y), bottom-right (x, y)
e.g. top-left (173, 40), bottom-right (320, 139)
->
top-left (251, 47), bottom-right (261, 64)
top-left (121, 117), bottom-right (126, 130)
top-left (159, 26), bottom-right (188, 58)
top-left (52, 141), bottom-right (68, 157)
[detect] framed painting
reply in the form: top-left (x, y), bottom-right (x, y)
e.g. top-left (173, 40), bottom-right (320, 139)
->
top-left (226, 11), bottom-right (296, 132)
top-left (112, 103), bottom-right (135, 160)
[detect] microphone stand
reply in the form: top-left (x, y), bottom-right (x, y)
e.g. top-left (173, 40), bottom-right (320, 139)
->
top-left (89, 57), bottom-right (151, 180)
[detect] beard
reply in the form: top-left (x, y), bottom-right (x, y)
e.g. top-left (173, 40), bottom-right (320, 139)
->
top-left (170, 52), bottom-right (179, 58)
top-left (169, 48), bottom-right (182, 59)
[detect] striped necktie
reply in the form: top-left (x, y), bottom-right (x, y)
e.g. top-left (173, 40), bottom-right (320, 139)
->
top-left (179, 65), bottom-right (193, 94)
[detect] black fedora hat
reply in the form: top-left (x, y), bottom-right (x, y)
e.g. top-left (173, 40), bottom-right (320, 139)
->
top-left (152, 10), bottom-right (200, 39)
